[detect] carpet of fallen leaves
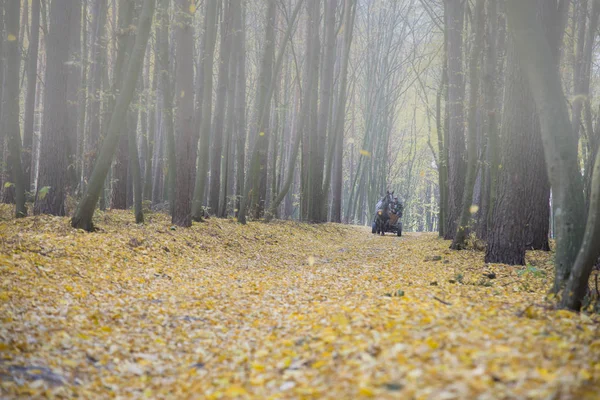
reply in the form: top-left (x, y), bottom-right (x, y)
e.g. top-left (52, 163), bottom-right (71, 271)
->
top-left (1, 206), bottom-right (599, 399)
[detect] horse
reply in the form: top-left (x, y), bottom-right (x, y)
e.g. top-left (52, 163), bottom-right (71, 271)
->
top-left (373, 191), bottom-right (394, 235)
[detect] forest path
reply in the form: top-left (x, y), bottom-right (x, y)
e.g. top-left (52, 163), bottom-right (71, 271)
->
top-left (0, 208), bottom-right (599, 399)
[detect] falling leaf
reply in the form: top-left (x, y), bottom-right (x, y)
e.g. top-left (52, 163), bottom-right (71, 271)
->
top-left (7, 34), bottom-right (16, 42)
top-left (359, 149), bottom-right (371, 157)
top-left (469, 204), bottom-right (479, 214)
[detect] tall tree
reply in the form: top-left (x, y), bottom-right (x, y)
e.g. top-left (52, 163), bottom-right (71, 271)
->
top-left (234, 2), bottom-right (247, 218)
top-left (23, 0), bottom-right (41, 195)
top-left (505, 0), bottom-right (586, 296)
top-left (315, 0), bottom-right (337, 222)
top-left (2, 0), bottom-right (26, 217)
top-left (192, 0), bottom-right (219, 221)
top-left (35, 0), bottom-right (73, 215)
top-left (172, 0), bottom-right (196, 227)
top-left (209, 0), bottom-right (233, 215)
top-left (156, 0), bottom-right (176, 213)
top-left (443, 0), bottom-right (466, 240)
top-left (110, 0), bottom-right (136, 210)
top-left (66, 0), bottom-right (83, 191)
top-left (85, 0), bottom-right (109, 183)
top-left (238, 0), bottom-right (277, 223)
top-left (72, 0), bottom-right (156, 231)
top-left (331, 0), bottom-right (356, 223)
top-left (451, 0), bottom-right (484, 249)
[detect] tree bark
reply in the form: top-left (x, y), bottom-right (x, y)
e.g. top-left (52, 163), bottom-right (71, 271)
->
top-left (2, 0), bottom-right (26, 217)
top-left (505, 0), bottom-right (586, 291)
top-left (485, 40), bottom-right (532, 265)
top-left (35, 0), bottom-right (73, 216)
top-left (66, 0), bottom-right (82, 192)
top-left (22, 0), bottom-right (40, 195)
top-left (172, 0), bottom-right (196, 227)
top-left (451, 0), bottom-right (484, 249)
top-left (85, 0), bottom-right (108, 184)
top-left (234, 3), bottom-right (247, 218)
top-left (444, 0), bottom-right (466, 240)
top-left (156, 0), bottom-right (176, 214)
top-left (331, 0), bottom-right (356, 223)
top-left (72, 0), bottom-right (156, 231)
top-left (192, 0), bottom-right (219, 221)
top-left (209, 0), bottom-right (233, 216)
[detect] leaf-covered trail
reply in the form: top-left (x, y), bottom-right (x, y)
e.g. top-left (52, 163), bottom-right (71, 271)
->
top-left (1, 210), bottom-right (599, 399)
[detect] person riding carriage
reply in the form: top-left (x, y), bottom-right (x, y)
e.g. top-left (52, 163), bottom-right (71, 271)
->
top-left (372, 191), bottom-right (403, 236)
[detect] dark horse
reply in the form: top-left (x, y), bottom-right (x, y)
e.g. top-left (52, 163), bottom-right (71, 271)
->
top-left (373, 191), bottom-right (393, 236)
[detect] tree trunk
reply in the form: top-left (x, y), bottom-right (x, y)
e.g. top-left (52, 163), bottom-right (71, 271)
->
top-left (85, 0), bottom-right (108, 184)
top-left (2, 0), bottom-right (26, 217)
top-left (192, 0), bottom-right (219, 221)
top-left (234, 3), bottom-right (247, 218)
top-left (156, 0), bottom-right (176, 215)
top-left (66, 0), bottom-right (82, 192)
top-left (451, 0), bottom-right (484, 249)
top-left (72, 0), bottom-right (156, 231)
top-left (144, 38), bottom-right (158, 201)
top-left (220, 2), bottom-right (240, 218)
top-left (505, 0), bottom-right (586, 291)
top-left (484, 40), bottom-right (532, 265)
top-left (129, 107), bottom-right (144, 224)
top-left (331, 0), bottom-right (356, 223)
top-left (477, 0), bottom-right (498, 241)
top-left (561, 145), bottom-right (600, 310)
top-left (171, 0), bottom-right (195, 227)
top-left (23, 0), bottom-right (40, 195)
top-left (34, 0), bottom-right (73, 216)
top-left (209, 0), bottom-right (233, 216)
top-left (444, 0), bottom-right (466, 240)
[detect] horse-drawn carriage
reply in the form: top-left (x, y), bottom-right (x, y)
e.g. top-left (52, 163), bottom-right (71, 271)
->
top-left (371, 191), bottom-right (403, 236)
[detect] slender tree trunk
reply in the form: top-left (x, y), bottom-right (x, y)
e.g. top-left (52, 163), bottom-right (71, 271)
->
top-left (234, 3), bottom-right (247, 218)
top-left (192, 0), bottom-right (219, 221)
top-left (316, 0), bottom-right (337, 222)
top-left (110, 0), bottom-right (136, 210)
top-left (171, 0), bottom-right (195, 227)
top-left (23, 0), bottom-right (40, 195)
top-left (477, 0), bottom-right (498, 241)
top-left (444, 0), bottom-right (466, 240)
top-left (72, 0), bottom-right (156, 231)
top-left (34, 0), bottom-right (73, 216)
top-left (129, 106), bottom-right (144, 223)
top-left (561, 146), bottom-right (600, 310)
top-left (451, 0), bottom-right (484, 249)
top-left (77, 0), bottom-right (88, 194)
top-left (209, 0), bottom-right (233, 215)
top-left (220, 2), bottom-right (239, 218)
top-left (331, 0), bottom-right (356, 223)
top-left (2, 0), bottom-right (26, 216)
top-left (144, 38), bottom-right (157, 201)
top-left (0, 0), bottom-right (5, 196)
top-left (156, 0), bottom-right (176, 215)
top-left (85, 0), bottom-right (108, 184)
top-left (66, 0), bottom-right (82, 193)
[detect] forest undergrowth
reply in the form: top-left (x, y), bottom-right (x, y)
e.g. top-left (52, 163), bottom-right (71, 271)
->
top-left (0, 205), bottom-right (599, 399)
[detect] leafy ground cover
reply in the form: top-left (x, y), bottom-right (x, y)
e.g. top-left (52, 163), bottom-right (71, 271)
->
top-left (1, 206), bottom-right (599, 399)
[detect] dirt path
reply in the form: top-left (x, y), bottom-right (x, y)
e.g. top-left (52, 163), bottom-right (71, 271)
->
top-left (1, 211), bottom-right (599, 398)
